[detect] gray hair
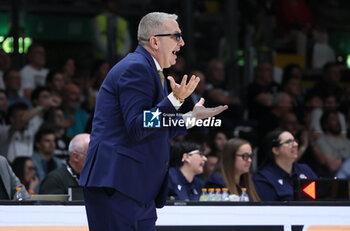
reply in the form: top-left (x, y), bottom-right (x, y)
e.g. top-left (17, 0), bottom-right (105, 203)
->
top-left (137, 12), bottom-right (178, 46)
top-left (68, 133), bottom-right (90, 155)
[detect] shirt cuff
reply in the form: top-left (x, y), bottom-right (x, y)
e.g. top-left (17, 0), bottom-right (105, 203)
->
top-left (168, 92), bottom-right (183, 110)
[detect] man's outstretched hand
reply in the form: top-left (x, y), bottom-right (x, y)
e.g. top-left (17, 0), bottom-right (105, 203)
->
top-left (192, 98), bottom-right (228, 120)
top-left (168, 74), bottom-right (200, 101)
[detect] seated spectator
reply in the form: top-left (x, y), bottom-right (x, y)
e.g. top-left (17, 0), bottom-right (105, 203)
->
top-left (254, 129), bottom-right (317, 201)
top-left (0, 155), bottom-right (29, 200)
top-left (20, 43), bottom-right (49, 99)
top-left (205, 59), bottom-right (242, 123)
top-left (168, 142), bottom-right (207, 201)
top-left (313, 111), bottom-right (350, 177)
top-left (310, 93), bottom-right (346, 138)
top-left (311, 62), bottom-right (343, 100)
top-left (62, 83), bottom-right (88, 138)
top-left (0, 103), bottom-right (42, 162)
top-left (32, 127), bottom-right (62, 183)
top-left (43, 107), bottom-right (71, 159)
top-left (12, 157), bottom-right (39, 195)
top-left (206, 59), bottom-right (240, 106)
top-left (282, 63), bottom-right (303, 82)
top-left (247, 62), bottom-right (280, 120)
top-left (45, 70), bottom-right (65, 107)
top-left (30, 86), bottom-right (59, 130)
top-left (257, 92), bottom-right (293, 150)
top-left (3, 69), bottom-right (32, 108)
top-left (281, 74), bottom-right (305, 124)
top-left (60, 57), bottom-right (76, 85)
top-left (205, 138), bottom-right (260, 201)
top-left (39, 133), bottom-right (90, 194)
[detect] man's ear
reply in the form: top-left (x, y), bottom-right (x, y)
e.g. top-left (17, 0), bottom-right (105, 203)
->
top-left (149, 37), bottom-right (159, 50)
top-left (71, 152), bottom-right (80, 162)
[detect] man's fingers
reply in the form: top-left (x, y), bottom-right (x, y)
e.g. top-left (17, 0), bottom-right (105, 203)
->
top-left (195, 98), bottom-right (205, 106)
top-left (211, 105), bottom-right (228, 117)
top-left (187, 76), bottom-right (200, 92)
top-left (167, 76), bottom-right (177, 90)
top-left (180, 75), bottom-right (188, 86)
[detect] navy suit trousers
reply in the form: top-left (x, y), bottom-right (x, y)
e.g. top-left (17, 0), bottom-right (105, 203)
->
top-left (83, 187), bottom-right (157, 231)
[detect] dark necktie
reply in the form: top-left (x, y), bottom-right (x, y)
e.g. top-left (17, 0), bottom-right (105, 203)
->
top-left (158, 71), bottom-right (165, 89)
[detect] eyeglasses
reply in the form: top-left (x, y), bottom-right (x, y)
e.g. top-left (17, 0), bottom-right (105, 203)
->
top-left (188, 149), bottom-right (206, 157)
top-left (154, 33), bottom-right (183, 42)
top-left (279, 139), bottom-right (298, 146)
top-left (236, 153), bottom-right (255, 161)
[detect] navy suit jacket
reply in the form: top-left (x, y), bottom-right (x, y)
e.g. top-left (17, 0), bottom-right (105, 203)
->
top-left (79, 46), bottom-right (187, 206)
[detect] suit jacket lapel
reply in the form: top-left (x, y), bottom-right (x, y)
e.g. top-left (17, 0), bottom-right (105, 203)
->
top-left (135, 45), bottom-right (167, 98)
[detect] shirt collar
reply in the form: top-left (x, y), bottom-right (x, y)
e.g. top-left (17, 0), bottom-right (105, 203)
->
top-left (272, 162), bottom-right (297, 178)
top-left (152, 56), bottom-right (162, 72)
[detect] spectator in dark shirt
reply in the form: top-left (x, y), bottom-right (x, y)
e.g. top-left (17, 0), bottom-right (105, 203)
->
top-left (247, 62), bottom-right (280, 120)
top-left (32, 127), bottom-right (62, 184)
top-left (39, 133), bottom-right (90, 194)
top-left (168, 142), bottom-right (207, 201)
top-left (254, 129), bottom-right (317, 201)
top-left (311, 62), bottom-right (343, 100)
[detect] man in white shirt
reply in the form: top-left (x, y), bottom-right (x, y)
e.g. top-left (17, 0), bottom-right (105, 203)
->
top-left (20, 44), bottom-right (49, 99)
top-left (0, 103), bottom-right (41, 163)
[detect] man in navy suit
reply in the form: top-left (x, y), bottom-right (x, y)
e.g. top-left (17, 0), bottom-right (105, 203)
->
top-left (79, 12), bottom-right (227, 231)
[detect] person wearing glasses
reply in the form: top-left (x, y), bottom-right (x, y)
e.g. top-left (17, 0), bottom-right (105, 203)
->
top-left (168, 142), bottom-right (207, 201)
top-left (12, 157), bottom-right (39, 195)
top-left (79, 12), bottom-right (227, 231)
top-left (205, 138), bottom-right (260, 201)
top-left (0, 155), bottom-right (30, 200)
top-left (253, 129), bottom-right (317, 201)
top-left (39, 133), bottom-right (90, 195)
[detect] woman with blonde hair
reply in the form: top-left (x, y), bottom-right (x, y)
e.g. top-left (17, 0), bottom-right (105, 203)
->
top-left (205, 138), bottom-right (260, 201)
